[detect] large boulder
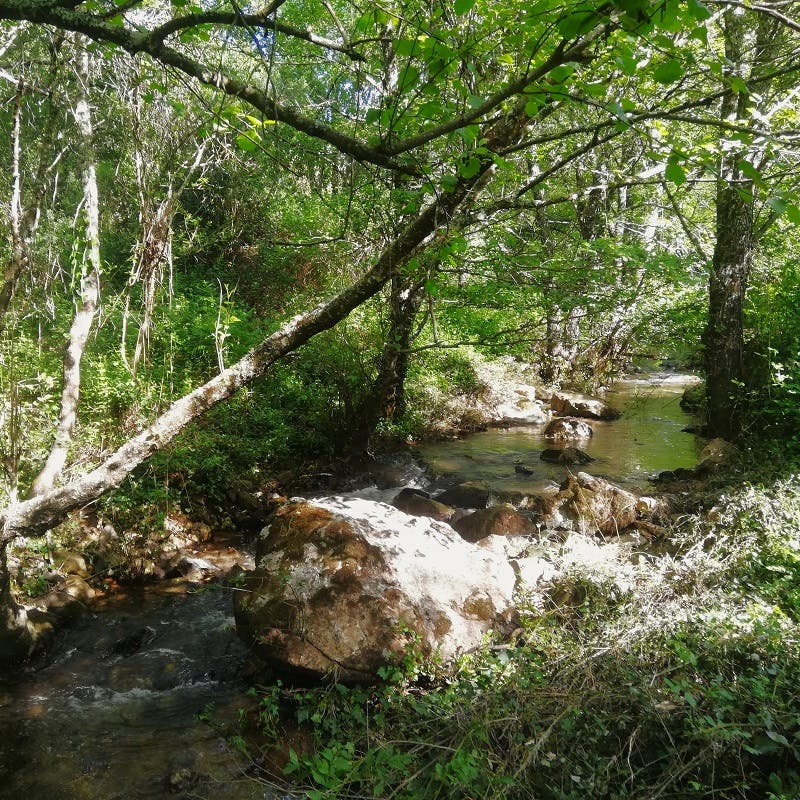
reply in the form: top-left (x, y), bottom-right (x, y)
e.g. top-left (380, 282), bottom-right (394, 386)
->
top-left (551, 391), bottom-right (620, 420)
top-left (695, 438), bottom-right (741, 475)
top-left (544, 417), bottom-right (594, 440)
top-left (529, 473), bottom-right (638, 535)
top-left (234, 497), bottom-right (517, 683)
top-left (491, 384), bottom-right (551, 426)
top-left (452, 505), bottom-right (537, 543)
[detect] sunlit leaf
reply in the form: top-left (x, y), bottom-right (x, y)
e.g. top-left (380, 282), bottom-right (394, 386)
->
top-left (653, 59), bottom-right (684, 84)
top-left (665, 158), bottom-right (687, 185)
top-left (454, 0), bottom-right (476, 16)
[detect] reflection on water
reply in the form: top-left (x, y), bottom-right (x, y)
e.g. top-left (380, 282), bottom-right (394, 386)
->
top-left (0, 584), bottom-right (267, 800)
top-left (418, 373), bottom-right (704, 492)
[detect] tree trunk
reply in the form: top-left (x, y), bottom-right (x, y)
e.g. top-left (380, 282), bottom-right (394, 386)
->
top-left (703, 183), bottom-right (753, 440)
top-left (702, 10), bottom-right (766, 440)
top-left (359, 274), bottom-right (426, 446)
top-left (29, 40), bottom-right (101, 496)
top-left (0, 34), bottom-right (63, 331)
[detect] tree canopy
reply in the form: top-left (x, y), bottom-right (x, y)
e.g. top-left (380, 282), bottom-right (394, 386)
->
top-left (1, 0), bottom-right (800, 539)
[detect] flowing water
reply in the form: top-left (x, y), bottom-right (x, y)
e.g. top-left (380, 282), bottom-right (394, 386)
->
top-left (0, 546), bottom-right (273, 800)
top-left (0, 373), bottom-right (702, 798)
top-left (418, 372), bottom-right (704, 494)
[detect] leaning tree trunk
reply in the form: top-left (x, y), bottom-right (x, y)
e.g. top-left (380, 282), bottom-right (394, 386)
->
top-left (0, 73), bottom-right (550, 542)
top-left (28, 40), bottom-right (101, 497)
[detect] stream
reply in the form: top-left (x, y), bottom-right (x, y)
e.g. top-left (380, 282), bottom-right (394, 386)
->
top-left (418, 372), bottom-right (703, 494)
top-left (0, 372), bottom-right (702, 799)
top-left (0, 545), bottom-right (270, 800)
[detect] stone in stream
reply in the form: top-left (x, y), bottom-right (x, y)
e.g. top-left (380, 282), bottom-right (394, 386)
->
top-left (550, 391), bottom-right (620, 421)
top-left (528, 473), bottom-right (638, 536)
top-left (540, 446), bottom-right (594, 465)
top-left (392, 487), bottom-right (455, 521)
top-left (452, 505), bottom-right (537, 543)
top-left (436, 482), bottom-right (491, 509)
top-left (233, 497), bottom-right (517, 683)
top-left (544, 417), bottom-right (594, 440)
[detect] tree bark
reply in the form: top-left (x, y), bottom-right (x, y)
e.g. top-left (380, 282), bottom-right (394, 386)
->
top-left (359, 274), bottom-right (426, 445)
top-left (702, 9), bottom-right (773, 440)
top-left (703, 183), bottom-right (752, 440)
top-left (29, 40), bottom-right (102, 496)
top-left (0, 33), bottom-right (63, 331)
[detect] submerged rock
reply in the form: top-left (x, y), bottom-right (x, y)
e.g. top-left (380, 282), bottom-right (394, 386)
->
top-left (436, 482), bottom-right (491, 509)
top-left (234, 497), bottom-right (517, 683)
top-left (540, 447), bottom-right (594, 465)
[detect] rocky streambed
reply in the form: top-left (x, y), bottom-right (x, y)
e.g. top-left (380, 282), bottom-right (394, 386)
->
top-left (1, 371), bottom-right (727, 798)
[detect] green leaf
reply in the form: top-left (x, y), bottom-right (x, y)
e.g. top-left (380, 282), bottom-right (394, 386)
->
top-left (737, 159), bottom-right (762, 184)
top-left (558, 10), bottom-right (601, 38)
top-left (767, 197), bottom-right (788, 216)
top-left (653, 59), bottom-right (683, 84)
top-left (687, 0), bottom-right (711, 20)
top-left (454, 0), bottom-right (476, 15)
top-left (729, 75), bottom-right (749, 94)
top-left (525, 98), bottom-right (542, 117)
top-left (365, 108), bottom-right (380, 124)
top-left (766, 730), bottom-right (790, 747)
top-left (397, 65), bottom-right (420, 91)
top-left (418, 101), bottom-right (443, 119)
top-left (583, 81), bottom-right (607, 97)
top-left (393, 38), bottom-right (417, 56)
top-left (235, 134), bottom-right (258, 152)
top-left (785, 204), bottom-right (800, 224)
top-left (458, 156), bottom-right (482, 179)
top-left (549, 62), bottom-right (578, 84)
top-left (441, 174), bottom-right (459, 193)
top-left (665, 159), bottom-right (687, 185)
top-left (689, 24), bottom-right (707, 44)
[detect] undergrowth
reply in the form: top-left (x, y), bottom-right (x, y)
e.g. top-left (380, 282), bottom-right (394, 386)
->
top-left (235, 473), bottom-right (800, 800)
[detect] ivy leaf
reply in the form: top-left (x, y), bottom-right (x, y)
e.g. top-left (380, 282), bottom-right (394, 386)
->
top-left (653, 59), bottom-right (684, 84)
top-left (454, 0), bottom-right (476, 15)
